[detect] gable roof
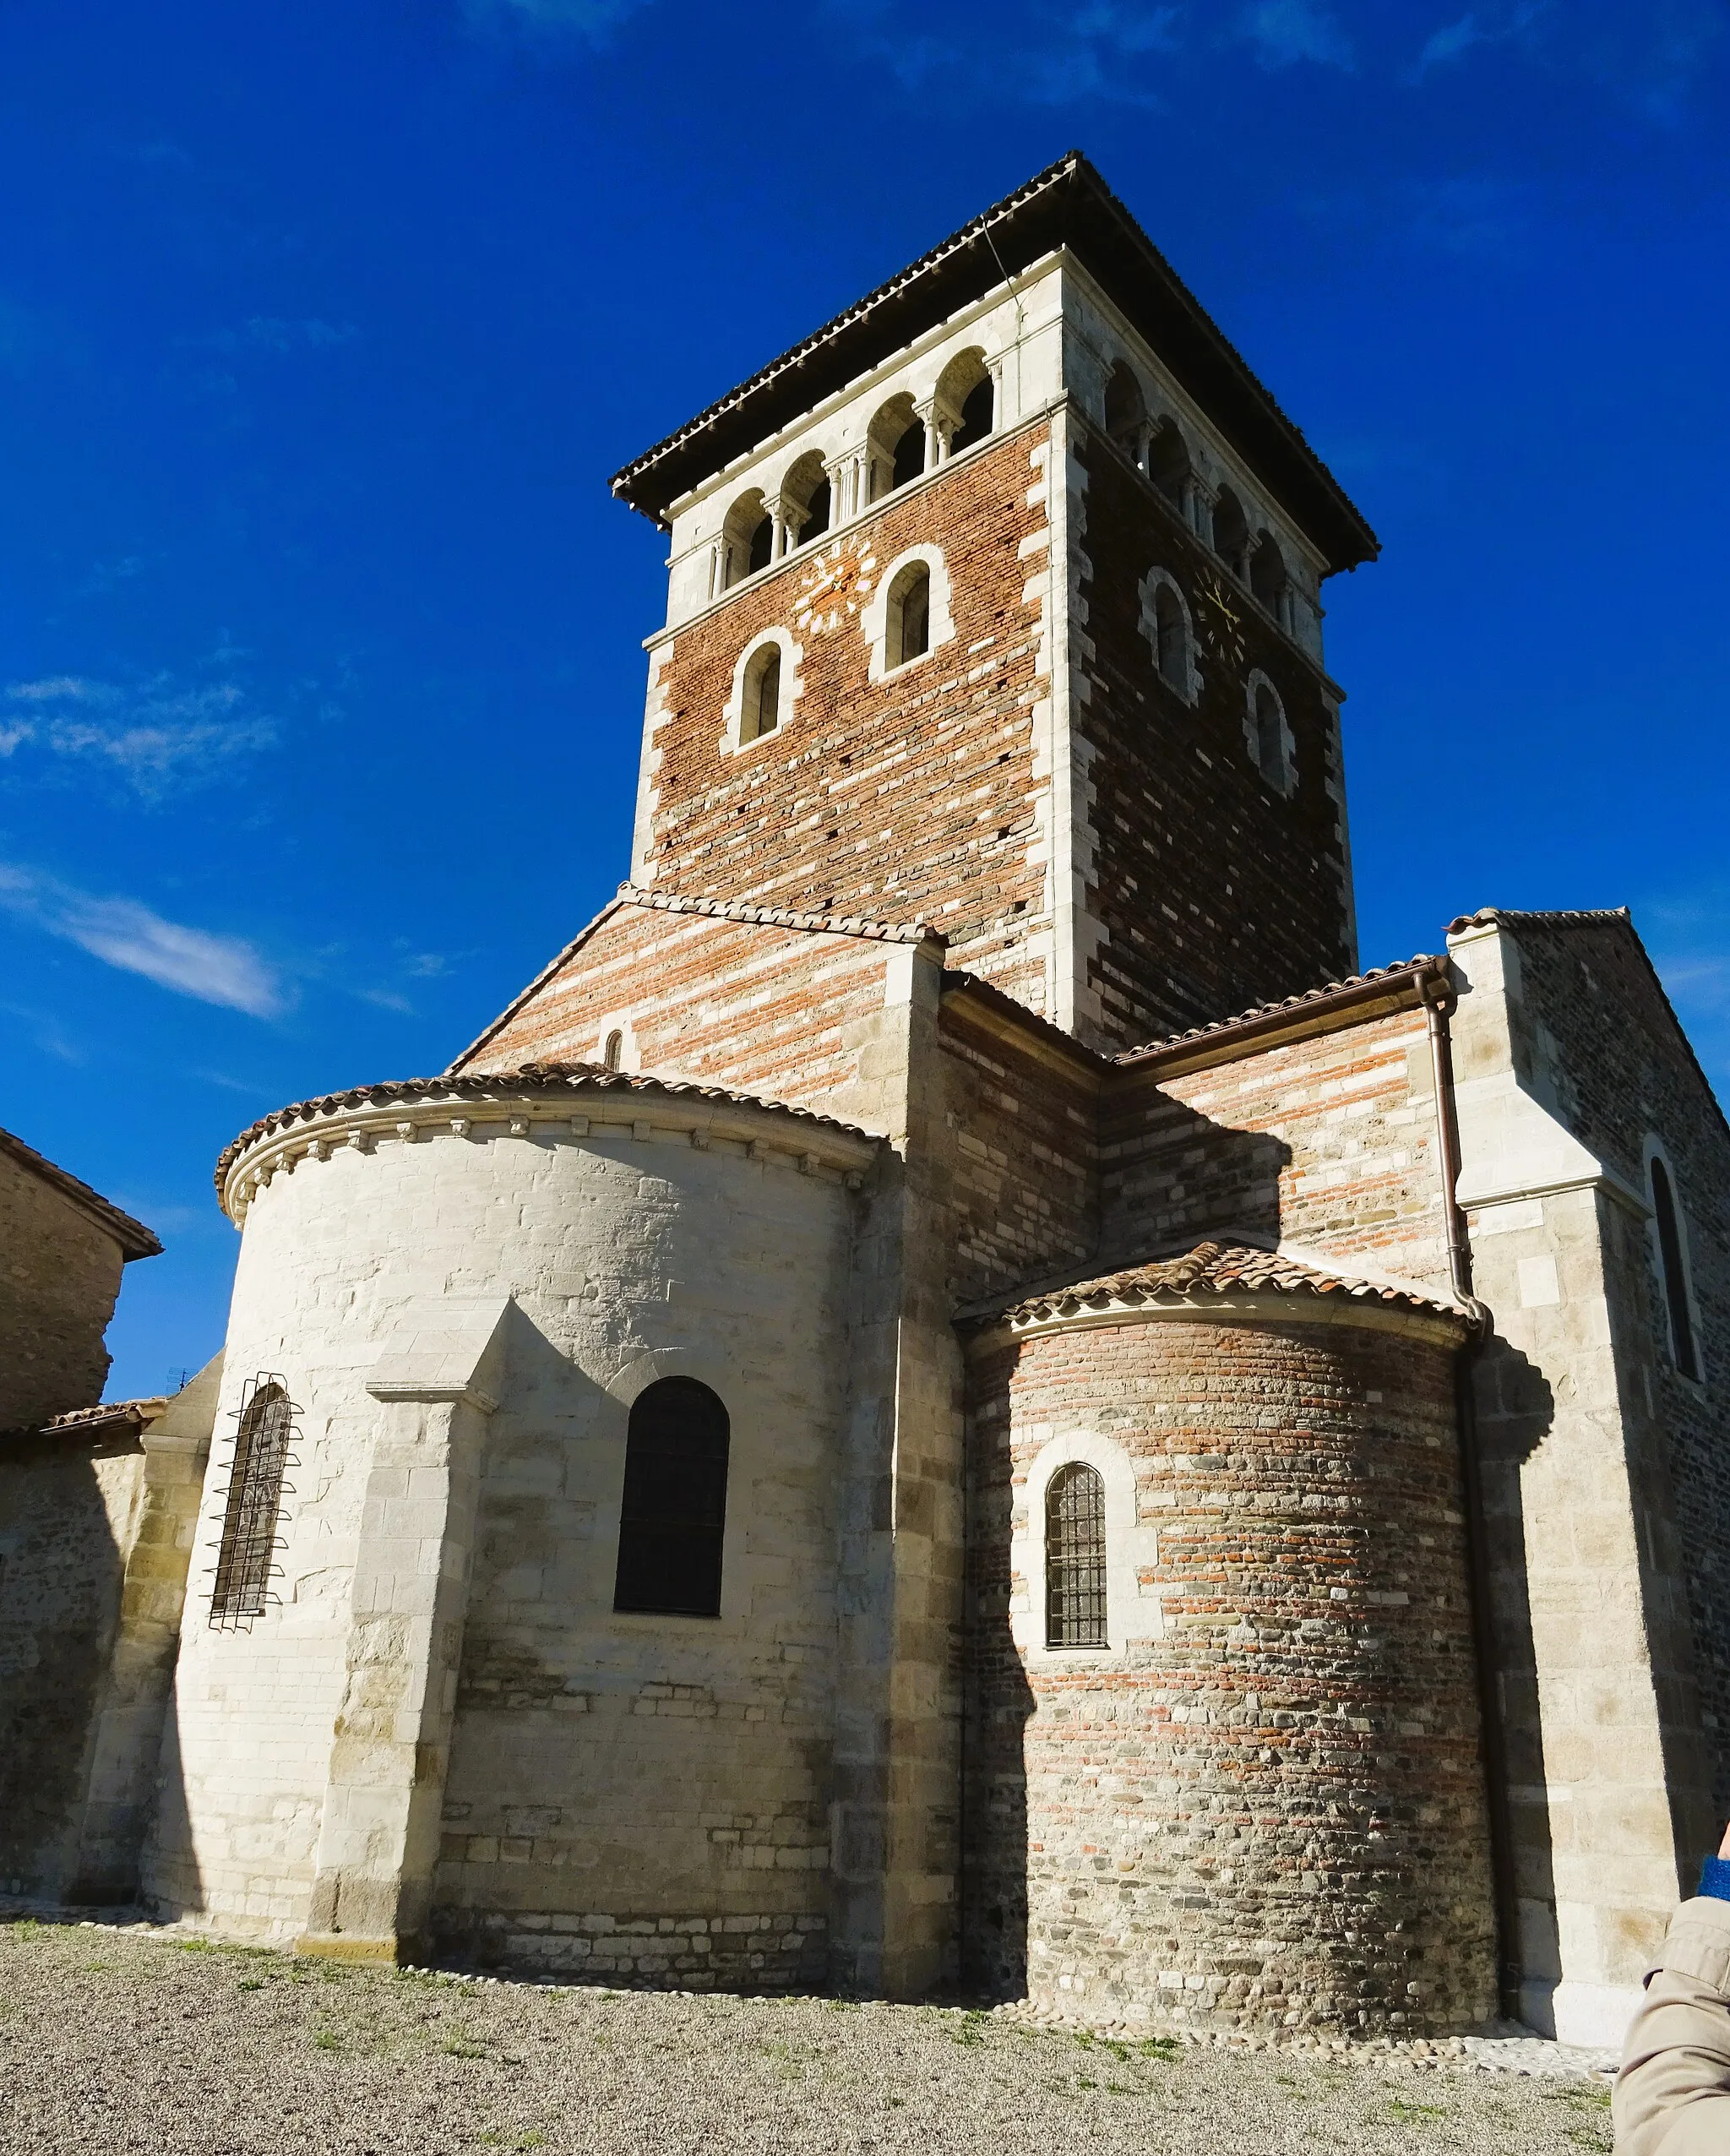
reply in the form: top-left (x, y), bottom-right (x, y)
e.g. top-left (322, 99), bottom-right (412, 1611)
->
top-left (0, 1125), bottom-right (162, 1260)
top-left (609, 150), bottom-right (1378, 574)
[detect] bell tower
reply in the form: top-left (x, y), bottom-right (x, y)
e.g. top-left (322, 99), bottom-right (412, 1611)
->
top-left (610, 153), bottom-right (1377, 1052)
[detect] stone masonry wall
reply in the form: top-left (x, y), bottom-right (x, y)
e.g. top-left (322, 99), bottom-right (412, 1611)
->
top-left (964, 1312), bottom-right (1496, 2035)
top-left (636, 424), bottom-right (1053, 1010)
top-left (1495, 920), bottom-right (1730, 1819)
top-left (1071, 424), bottom-right (1356, 1048)
top-left (0, 1152), bottom-right (127, 1430)
top-left (1102, 1006), bottom-right (1455, 1297)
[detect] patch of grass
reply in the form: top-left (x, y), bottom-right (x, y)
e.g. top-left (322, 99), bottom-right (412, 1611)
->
top-left (4, 1920), bottom-right (45, 1941)
top-left (237, 1978), bottom-right (265, 1993)
top-left (312, 2030), bottom-right (342, 2051)
top-left (825, 1997), bottom-right (860, 2012)
top-left (172, 1936), bottom-right (219, 1954)
top-left (1139, 2036), bottom-right (1181, 2061)
top-left (949, 2009), bottom-right (990, 2047)
top-left (1389, 2097), bottom-right (1447, 2121)
top-left (443, 2036), bottom-right (490, 2060)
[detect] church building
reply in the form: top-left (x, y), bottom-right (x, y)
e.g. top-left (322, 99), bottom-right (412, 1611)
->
top-left (4, 152), bottom-right (1727, 2050)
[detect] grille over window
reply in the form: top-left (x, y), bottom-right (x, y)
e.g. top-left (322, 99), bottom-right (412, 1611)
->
top-left (613, 1377), bottom-right (731, 1618)
top-left (1045, 1461), bottom-right (1107, 1648)
top-left (210, 1375), bottom-right (296, 1627)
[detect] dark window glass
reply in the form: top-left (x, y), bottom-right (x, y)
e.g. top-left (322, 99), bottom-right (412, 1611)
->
top-left (614, 1377), bottom-right (731, 1617)
top-left (800, 476), bottom-right (830, 544)
top-left (891, 566), bottom-right (930, 667)
top-left (748, 514), bottom-right (773, 574)
top-left (1212, 489), bottom-right (1249, 580)
top-left (211, 1378), bottom-right (294, 1627)
top-left (891, 421), bottom-right (926, 490)
top-left (1651, 1157), bottom-right (1701, 1380)
top-left (1154, 585), bottom-right (1188, 692)
top-left (746, 648), bottom-right (781, 741)
top-left (949, 377), bottom-right (994, 455)
top-left (1148, 420), bottom-right (1191, 509)
top-left (1045, 1462), bottom-right (1107, 1648)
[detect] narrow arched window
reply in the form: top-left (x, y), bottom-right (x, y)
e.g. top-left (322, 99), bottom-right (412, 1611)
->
top-left (1045, 1462), bottom-right (1107, 1648)
top-left (1153, 584), bottom-right (1189, 694)
top-left (949, 376), bottom-right (993, 455)
top-left (891, 420), bottom-right (926, 490)
top-left (1250, 680), bottom-right (1290, 792)
top-left (1650, 1156), bottom-right (1701, 1380)
top-left (1212, 489), bottom-right (1249, 581)
top-left (742, 645), bottom-right (781, 743)
top-left (614, 1377), bottom-right (731, 1618)
top-left (1250, 532), bottom-right (1288, 623)
top-left (210, 1377), bottom-right (294, 1627)
top-left (747, 514), bottom-right (773, 574)
top-left (1104, 362), bottom-right (1146, 464)
top-left (887, 563), bottom-right (930, 668)
top-left (1148, 419), bottom-right (1192, 514)
top-left (602, 1029), bottom-right (623, 1072)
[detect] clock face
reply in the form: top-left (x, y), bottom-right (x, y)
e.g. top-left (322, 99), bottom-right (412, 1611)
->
top-left (794, 542), bottom-right (874, 635)
top-left (1198, 573), bottom-right (1247, 668)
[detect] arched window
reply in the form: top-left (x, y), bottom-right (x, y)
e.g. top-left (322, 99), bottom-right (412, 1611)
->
top-left (210, 1376), bottom-right (295, 1628)
top-left (887, 562), bottom-right (930, 668)
top-left (742, 644), bottom-right (782, 743)
top-left (1148, 419), bottom-right (1192, 514)
top-left (1249, 677), bottom-right (1292, 792)
top-left (938, 347), bottom-right (993, 457)
top-left (1153, 583), bottom-right (1190, 694)
top-left (1103, 362), bottom-right (1146, 464)
top-left (613, 1377), bottom-right (731, 1617)
top-left (602, 1029), bottom-right (623, 1072)
top-left (1650, 1155), bottom-right (1701, 1381)
top-left (891, 419), bottom-right (926, 490)
top-left (1212, 488), bottom-right (1250, 581)
top-left (1249, 532), bottom-right (1288, 623)
top-left (781, 452), bottom-right (830, 550)
top-left (1045, 1462), bottom-right (1107, 1648)
top-left (722, 489), bottom-right (770, 589)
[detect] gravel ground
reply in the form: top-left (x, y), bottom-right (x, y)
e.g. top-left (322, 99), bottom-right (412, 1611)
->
top-left (0, 1915), bottom-right (1616, 2155)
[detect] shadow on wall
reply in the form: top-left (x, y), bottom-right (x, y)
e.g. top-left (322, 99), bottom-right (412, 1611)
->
top-left (960, 1100), bottom-right (1292, 2001)
top-left (1470, 1331), bottom-right (1559, 2033)
top-left (0, 1429), bottom-right (128, 1899)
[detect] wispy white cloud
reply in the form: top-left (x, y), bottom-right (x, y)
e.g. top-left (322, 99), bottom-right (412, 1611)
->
top-left (1239, 0), bottom-right (1355, 68)
top-left (0, 865), bottom-right (283, 1017)
top-left (220, 316), bottom-right (359, 356)
top-left (3, 672), bottom-right (275, 798)
top-left (1414, 3), bottom-right (1544, 76)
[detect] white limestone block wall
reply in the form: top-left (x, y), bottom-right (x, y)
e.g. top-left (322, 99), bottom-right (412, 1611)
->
top-left (144, 1075), bottom-right (875, 1967)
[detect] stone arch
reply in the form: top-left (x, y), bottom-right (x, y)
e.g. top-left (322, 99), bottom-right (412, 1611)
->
top-left (1010, 1426), bottom-right (1162, 1663)
top-left (1103, 361), bottom-right (1147, 466)
top-left (721, 626), bottom-right (802, 753)
top-left (867, 391), bottom-right (922, 500)
top-left (1211, 487), bottom-right (1250, 580)
top-left (721, 487), bottom-right (771, 588)
top-left (863, 543), bottom-right (955, 683)
top-left (780, 450), bottom-right (830, 551)
top-left (1244, 668), bottom-right (1295, 795)
top-left (1147, 416), bottom-right (1193, 514)
top-left (938, 346), bottom-right (993, 456)
top-left (1139, 565), bottom-right (1200, 705)
top-left (1249, 531), bottom-right (1289, 626)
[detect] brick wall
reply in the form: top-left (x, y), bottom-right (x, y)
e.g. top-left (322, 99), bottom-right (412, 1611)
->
top-left (1073, 428), bottom-right (1356, 1046)
top-left (1102, 1008), bottom-right (1454, 1295)
top-left (458, 901), bottom-right (900, 1118)
top-left (0, 1152), bottom-right (127, 1430)
top-left (964, 1311), bottom-right (1496, 2035)
top-left (635, 425), bottom-right (1053, 1004)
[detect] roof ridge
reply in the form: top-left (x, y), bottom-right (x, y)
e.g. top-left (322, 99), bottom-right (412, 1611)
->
top-left (615, 882), bottom-right (942, 945)
top-left (1447, 905), bottom-right (1632, 934)
top-left (0, 1125), bottom-right (162, 1261)
top-left (214, 1063), bottom-right (881, 1196)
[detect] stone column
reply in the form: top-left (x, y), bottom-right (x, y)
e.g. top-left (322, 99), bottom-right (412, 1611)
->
top-left (298, 1304), bottom-right (509, 1964)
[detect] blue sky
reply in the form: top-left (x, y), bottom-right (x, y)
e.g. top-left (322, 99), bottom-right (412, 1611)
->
top-left (3, 0), bottom-right (1727, 1401)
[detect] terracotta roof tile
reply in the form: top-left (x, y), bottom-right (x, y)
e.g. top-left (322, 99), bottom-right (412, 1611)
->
top-left (965, 1240), bottom-right (1468, 1329)
top-left (1113, 956), bottom-right (1448, 1068)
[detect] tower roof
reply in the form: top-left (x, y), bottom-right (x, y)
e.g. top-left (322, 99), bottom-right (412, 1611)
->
top-left (610, 150), bottom-right (1378, 574)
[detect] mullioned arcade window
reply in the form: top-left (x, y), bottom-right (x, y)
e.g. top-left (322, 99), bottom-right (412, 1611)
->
top-left (613, 1377), bottom-right (732, 1618)
top-left (1045, 1460), bottom-right (1107, 1647)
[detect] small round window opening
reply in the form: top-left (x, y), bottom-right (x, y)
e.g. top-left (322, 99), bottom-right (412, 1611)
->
top-left (887, 564), bottom-right (931, 669)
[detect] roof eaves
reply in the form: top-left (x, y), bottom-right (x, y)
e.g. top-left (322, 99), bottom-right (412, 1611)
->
top-left (1112, 955), bottom-right (1448, 1077)
top-left (0, 1126), bottom-right (163, 1261)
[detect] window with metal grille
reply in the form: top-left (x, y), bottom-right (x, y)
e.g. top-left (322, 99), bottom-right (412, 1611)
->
top-left (613, 1377), bottom-right (730, 1618)
top-left (1045, 1461), bottom-right (1107, 1648)
top-left (210, 1375), bottom-right (296, 1627)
